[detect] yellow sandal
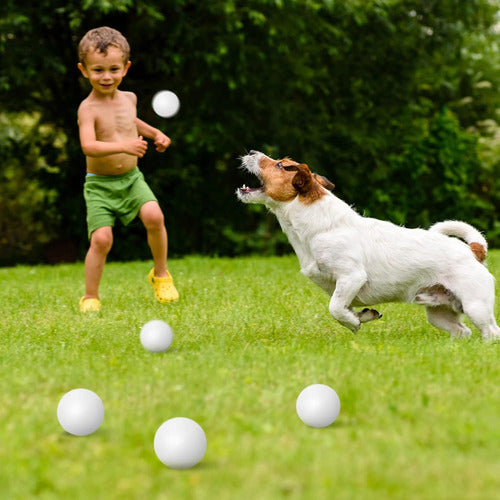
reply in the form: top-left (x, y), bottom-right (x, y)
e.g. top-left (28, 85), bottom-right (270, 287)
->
top-left (79, 296), bottom-right (101, 313)
top-left (148, 269), bottom-right (179, 303)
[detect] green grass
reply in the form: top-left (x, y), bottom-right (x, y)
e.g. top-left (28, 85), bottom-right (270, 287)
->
top-left (1, 253), bottom-right (499, 499)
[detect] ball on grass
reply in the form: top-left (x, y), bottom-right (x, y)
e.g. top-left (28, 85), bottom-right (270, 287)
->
top-left (57, 388), bottom-right (104, 436)
top-left (140, 320), bottom-right (173, 353)
top-left (152, 90), bottom-right (180, 118)
top-left (154, 417), bottom-right (207, 469)
top-left (296, 384), bottom-right (341, 428)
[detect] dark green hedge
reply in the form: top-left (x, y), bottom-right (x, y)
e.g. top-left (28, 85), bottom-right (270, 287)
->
top-left (1, 1), bottom-right (499, 264)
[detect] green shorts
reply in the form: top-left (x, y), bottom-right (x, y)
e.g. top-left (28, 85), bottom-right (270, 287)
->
top-left (83, 167), bottom-right (158, 239)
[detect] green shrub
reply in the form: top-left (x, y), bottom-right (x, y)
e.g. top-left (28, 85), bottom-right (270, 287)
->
top-left (369, 108), bottom-right (498, 245)
top-left (0, 113), bottom-right (64, 265)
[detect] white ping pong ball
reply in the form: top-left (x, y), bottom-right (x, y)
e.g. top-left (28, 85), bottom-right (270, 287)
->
top-left (154, 417), bottom-right (207, 469)
top-left (57, 388), bottom-right (104, 436)
top-left (152, 90), bottom-right (180, 118)
top-left (140, 320), bottom-right (173, 353)
top-left (296, 384), bottom-right (341, 428)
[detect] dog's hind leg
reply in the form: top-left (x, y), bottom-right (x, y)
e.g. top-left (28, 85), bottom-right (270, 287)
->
top-left (328, 272), bottom-right (368, 332)
top-left (486, 315), bottom-right (500, 340)
top-left (425, 306), bottom-right (472, 338)
top-left (454, 271), bottom-right (500, 340)
top-left (462, 301), bottom-right (500, 341)
top-left (415, 285), bottom-right (462, 312)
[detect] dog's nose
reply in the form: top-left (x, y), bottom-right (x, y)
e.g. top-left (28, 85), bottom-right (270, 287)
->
top-left (249, 150), bottom-right (258, 155)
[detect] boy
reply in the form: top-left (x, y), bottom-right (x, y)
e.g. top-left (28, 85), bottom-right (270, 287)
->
top-left (77, 26), bottom-right (178, 312)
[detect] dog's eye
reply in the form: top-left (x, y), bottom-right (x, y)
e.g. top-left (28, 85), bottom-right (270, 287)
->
top-left (276, 162), bottom-right (283, 169)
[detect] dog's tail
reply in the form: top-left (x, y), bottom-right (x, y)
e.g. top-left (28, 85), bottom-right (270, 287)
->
top-left (429, 220), bottom-right (487, 263)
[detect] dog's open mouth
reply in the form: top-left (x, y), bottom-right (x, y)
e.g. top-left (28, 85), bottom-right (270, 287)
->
top-left (238, 184), bottom-right (263, 195)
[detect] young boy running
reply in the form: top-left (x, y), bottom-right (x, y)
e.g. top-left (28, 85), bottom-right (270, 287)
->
top-left (77, 26), bottom-right (178, 312)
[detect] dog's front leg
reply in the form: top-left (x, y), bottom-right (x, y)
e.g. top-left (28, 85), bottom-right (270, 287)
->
top-left (301, 262), bottom-right (335, 294)
top-left (329, 271), bottom-right (368, 332)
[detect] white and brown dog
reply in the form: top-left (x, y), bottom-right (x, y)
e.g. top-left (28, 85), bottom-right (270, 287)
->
top-left (237, 150), bottom-right (500, 340)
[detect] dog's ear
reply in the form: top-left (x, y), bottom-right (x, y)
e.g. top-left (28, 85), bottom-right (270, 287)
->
top-left (313, 173), bottom-right (335, 191)
top-left (285, 164), bottom-right (335, 192)
top-left (290, 164), bottom-right (314, 194)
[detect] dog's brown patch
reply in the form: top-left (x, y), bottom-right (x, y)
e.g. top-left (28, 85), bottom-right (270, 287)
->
top-left (291, 164), bottom-right (329, 205)
top-left (260, 158), bottom-right (300, 202)
top-left (470, 242), bottom-right (486, 263)
top-left (257, 156), bottom-right (333, 204)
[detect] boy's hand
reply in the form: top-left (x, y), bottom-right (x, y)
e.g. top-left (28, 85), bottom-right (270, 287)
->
top-left (154, 132), bottom-right (171, 152)
top-left (124, 136), bottom-right (148, 157)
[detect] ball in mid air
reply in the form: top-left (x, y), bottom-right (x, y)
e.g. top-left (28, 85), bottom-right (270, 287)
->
top-left (152, 90), bottom-right (180, 118)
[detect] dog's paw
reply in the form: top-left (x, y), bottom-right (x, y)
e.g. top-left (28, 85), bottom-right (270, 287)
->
top-left (483, 327), bottom-right (500, 342)
top-left (357, 308), bottom-right (383, 323)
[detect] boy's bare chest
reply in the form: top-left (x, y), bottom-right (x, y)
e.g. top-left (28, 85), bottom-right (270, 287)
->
top-left (94, 101), bottom-right (137, 139)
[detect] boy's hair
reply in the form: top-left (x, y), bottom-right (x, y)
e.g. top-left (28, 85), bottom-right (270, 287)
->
top-left (78, 26), bottom-right (130, 66)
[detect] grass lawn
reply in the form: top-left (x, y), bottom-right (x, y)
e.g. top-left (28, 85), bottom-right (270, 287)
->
top-left (1, 253), bottom-right (499, 499)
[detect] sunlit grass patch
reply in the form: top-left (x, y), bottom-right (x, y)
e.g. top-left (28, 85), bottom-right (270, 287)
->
top-left (1, 253), bottom-right (499, 499)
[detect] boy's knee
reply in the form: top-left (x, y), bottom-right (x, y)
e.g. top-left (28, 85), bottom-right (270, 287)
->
top-left (91, 228), bottom-right (113, 253)
top-left (142, 204), bottom-right (165, 229)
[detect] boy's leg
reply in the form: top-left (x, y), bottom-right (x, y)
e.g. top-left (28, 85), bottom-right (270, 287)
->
top-left (139, 201), bottom-right (179, 303)
top-left (139, 201), bottom-right (168, 277)
top-left (84, 226), bottom-right (113, 299)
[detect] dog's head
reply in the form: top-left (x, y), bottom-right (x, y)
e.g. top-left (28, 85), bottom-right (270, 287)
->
top-left (237, 150), bottom-right (334, 206)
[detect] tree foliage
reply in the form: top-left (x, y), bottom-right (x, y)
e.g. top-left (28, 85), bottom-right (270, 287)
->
top-left (1, 0), bottom-right (499, 262)
top-left (0, 113), bottom-right (63, 264)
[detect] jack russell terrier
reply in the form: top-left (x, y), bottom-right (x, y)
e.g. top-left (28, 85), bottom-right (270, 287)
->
top-left (237, 150), bottom-right (500, 340)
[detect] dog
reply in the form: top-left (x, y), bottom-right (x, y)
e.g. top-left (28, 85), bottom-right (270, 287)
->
top-left (237, 150), bottom-right (500, 340)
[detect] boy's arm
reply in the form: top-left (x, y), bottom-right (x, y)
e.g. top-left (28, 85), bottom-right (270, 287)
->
top-left (136, 118), bottom-right (171, 152)
top-left (78, 105), bottom-right (148, 158)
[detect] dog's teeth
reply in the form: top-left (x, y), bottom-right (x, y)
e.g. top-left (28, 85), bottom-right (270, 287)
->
top-left (242, 184), bottom-right (247, 189)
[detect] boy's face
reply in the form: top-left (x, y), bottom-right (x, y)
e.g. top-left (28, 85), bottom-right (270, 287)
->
top-left (78, 46), bottom-right (131, 96)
